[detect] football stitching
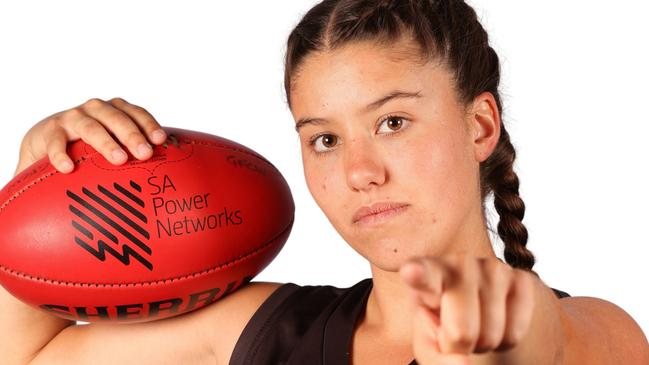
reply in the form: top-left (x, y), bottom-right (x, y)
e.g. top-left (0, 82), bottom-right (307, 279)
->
top-left (0, 135), bottom-right (292, 287)
top-left (84, 138), bottom-right (275, 174)
top-left (84, 140), bottom-right (196, 175)
top-left (1, 136), bottom-right (277, 212)
top-left (0, 217), bottom-right (293, 288)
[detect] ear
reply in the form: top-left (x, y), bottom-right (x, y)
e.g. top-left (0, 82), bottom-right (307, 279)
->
top-left (465, 91), bottom-right (501, 163)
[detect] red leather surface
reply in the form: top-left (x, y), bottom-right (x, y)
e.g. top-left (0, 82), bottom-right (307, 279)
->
top-left (0, 127), bottom-right (294, 323)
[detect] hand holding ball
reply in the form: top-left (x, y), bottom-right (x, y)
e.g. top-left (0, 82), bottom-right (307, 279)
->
top-left (0, 127), bottom-right (294, 323)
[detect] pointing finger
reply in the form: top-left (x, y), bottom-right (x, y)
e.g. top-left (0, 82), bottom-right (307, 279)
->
top-left (438, 257), bottom-right (481, 354)
top-left (400, 258), bottom-right (449, 309)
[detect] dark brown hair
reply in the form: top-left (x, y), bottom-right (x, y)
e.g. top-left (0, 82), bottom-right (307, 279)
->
top-left (284, 0), bottom-right (535, 271)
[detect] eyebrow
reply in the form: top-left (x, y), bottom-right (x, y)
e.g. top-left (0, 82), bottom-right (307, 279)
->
top-left (294, 90), bottom-right (423, 132)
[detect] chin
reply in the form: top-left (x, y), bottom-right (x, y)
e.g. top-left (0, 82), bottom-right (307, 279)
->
top-left (349, 234), bottom-right (429, 272)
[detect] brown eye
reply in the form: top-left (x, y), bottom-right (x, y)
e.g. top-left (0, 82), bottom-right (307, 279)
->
top-left (322, 135), bottom-right (337, 147)
top-left (377, 116), bottom-right (409, 134)
top-left (387, 117), bottom-right (402, 130)
top-left (311, 134), bottom-right (339, 153)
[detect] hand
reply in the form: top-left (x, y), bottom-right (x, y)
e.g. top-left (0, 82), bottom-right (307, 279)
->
top-left (399, 254), bottom-right (537, 365)
top-left (14, 97), bottom-right (167, 177)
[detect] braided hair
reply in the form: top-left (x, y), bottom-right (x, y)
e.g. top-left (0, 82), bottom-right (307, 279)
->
top-left (284, 0), bottom-right (535, 271)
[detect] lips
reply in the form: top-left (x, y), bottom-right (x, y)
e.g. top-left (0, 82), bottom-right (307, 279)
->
top-left (352, 201), bottom-right (410, 224)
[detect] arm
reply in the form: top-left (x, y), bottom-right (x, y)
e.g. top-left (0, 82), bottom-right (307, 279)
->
top-left (0, 286), bottom-right (74, 365)
top-left (2, 97), bottom-right (166, 364)
top-left (3, 97), bottom-right (274, 365)
top-left (24, 281), bottom-right (281, 365)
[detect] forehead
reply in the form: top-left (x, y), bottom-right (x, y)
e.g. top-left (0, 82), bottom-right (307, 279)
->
top-left (290, 39), bottom-right (454, 118)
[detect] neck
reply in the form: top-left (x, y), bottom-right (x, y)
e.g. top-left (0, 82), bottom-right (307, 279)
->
top-left (359, 221), bottom-right (497, 343)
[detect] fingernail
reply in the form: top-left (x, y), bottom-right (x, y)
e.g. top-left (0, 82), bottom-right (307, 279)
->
top-left (152, 129), bottom-right (166, 141)
top-left (400, 261), bottom-right (424, 285)
top-left (405, 261), bottom-right (425, 276)
top-left (138, 143), bottom-right (151, 156)
top-left (60, 160), bottom-right (73, 172)
top-left (112, 148), bottom-right (126, 161)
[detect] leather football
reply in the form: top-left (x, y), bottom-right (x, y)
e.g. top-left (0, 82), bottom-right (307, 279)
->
top-left (0, 127), bottom-right (294, 323)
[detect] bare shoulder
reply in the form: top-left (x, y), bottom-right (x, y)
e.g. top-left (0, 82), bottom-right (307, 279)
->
top-left (560, 296), bottom-right (649, 365)
top-left (194, 281), bottom-right (284, 365)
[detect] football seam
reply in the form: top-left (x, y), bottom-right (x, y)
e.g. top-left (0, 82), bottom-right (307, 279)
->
top-left (0, 137), bottom-right (277, 212)
top-left (83, 139), bottom-right (275, 175)
top-left (0, 217), bottom-right (293, 288)
top-left (84, 141), bottom-right (196, 175)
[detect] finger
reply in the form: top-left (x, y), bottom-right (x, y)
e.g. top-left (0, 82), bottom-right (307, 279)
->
top-left (107, 97), bottom-right (167, 145)
top-left (474, 259), bottom-right (511, 353)
top-left (62, 113), bottom-right (128, 165)
top-left (437, 257), bottom-right (481, 354)
top-left (78, 98), bottom-right (153, 160)
top-left (498, 270), bottom-right (536, 351)
top-left (400, 259), bottom-right (444, 309)
top-left (412, 305), bottom-right (473, 365)
top-left (44, 125), bottom-right (75, 173)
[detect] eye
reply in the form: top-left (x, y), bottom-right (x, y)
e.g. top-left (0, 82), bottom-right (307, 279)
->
top-left (310, 134), bottom-right (339, 153)
top-left (377, 115), bottom-right (409, 134)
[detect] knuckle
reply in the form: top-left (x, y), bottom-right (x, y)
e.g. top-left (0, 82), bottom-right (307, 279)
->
top-left (63, 107), bottom-right (85, 122)
top-left (125, 130), bottom-right (146, 146)
top-left (42, 116), bottom-right (61, 133)
top-left (143, 118), bottom-right (160, 132)
top-left (444, 323), bottom-right (478, 349)
top-left (102, 139), bottom-right (121, 153)
top-left (474, 327), bottom-right (502, 352)
top-left (513, 269), bottom-right (535, 289)
top-left (108, 97), bottom-right (127, 105)
top-left (107, 109), bottom-right (132, 125)
top-left (140, 114), bottom-right (159, 129)
top-left (74, 117), bottom-right (100, 136)
top-left (499, 330), bottom-right (522, 350)
top-left (84, 97), bottom-right (105, 109)
top-left (448, 252), bottom-right (471, 272)
top-left (129, 102), bottom-right (146, 113)
top-left (487, 260), bottom-right (512, 284)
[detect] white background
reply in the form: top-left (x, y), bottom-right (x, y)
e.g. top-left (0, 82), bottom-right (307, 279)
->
top-left (1, 1), bottom-right (647, 338)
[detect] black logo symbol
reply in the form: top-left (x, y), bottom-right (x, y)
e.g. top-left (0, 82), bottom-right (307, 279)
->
top-left (67, 180), bottom-right (153, 271)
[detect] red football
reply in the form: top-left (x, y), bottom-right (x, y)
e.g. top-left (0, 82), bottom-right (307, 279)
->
top-left (0, 127), bottom-right (294, 323)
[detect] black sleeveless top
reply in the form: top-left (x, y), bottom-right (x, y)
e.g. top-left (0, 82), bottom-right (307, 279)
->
top-left (229, 278), bottom-right (570, 365)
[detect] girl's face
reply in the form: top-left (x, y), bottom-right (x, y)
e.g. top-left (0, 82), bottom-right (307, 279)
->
top-left (290, 39), bottom-right (499, 271)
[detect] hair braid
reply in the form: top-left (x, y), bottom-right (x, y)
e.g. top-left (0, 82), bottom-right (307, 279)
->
top-left (285, 0), bottom-right (537, 271)
top-left (480, 126), bottom-right (536, 271)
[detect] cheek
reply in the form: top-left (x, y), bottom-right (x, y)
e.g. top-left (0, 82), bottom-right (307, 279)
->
top-left (303, 156), bottom-right (343, 214)
top-left (399, 126), bottom-right (475, 215)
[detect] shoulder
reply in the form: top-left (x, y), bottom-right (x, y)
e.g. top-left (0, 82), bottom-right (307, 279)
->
top-left (189, 281), bottom-right (284, 365)
top-left (560, 296), bottom-right (649, 365)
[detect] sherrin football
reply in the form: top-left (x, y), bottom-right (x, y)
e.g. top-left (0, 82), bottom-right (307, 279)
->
top-left (0, 127), bottom-right (294, 323)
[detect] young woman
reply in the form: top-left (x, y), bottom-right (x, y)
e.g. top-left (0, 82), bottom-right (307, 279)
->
top-left (2, 1), bottom-right (648, 364)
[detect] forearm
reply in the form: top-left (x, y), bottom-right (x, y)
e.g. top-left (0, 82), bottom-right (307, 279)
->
top-left (0, 285), bottom-right (75, 365)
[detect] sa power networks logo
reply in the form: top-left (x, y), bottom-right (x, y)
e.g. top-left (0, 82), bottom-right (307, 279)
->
top-left (66, 180), bottom-right (153, 271)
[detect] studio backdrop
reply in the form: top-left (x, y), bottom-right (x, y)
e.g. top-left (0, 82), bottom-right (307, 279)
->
top-left (0, 0), bottom-right (647, 336)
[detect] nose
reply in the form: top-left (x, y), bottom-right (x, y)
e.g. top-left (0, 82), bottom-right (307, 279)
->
top-left (344, 137), bottom-right (387, 192)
